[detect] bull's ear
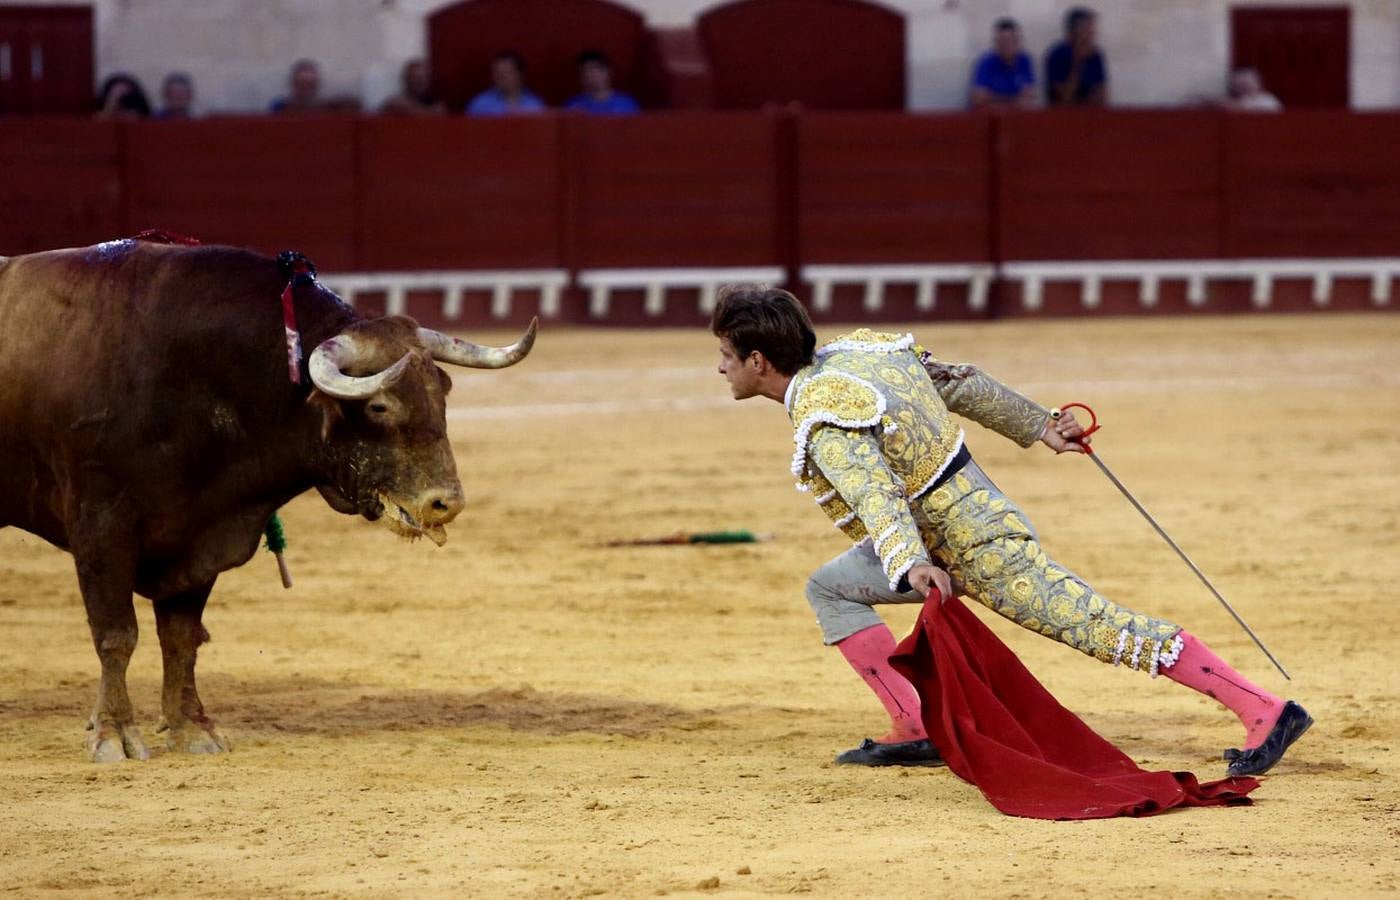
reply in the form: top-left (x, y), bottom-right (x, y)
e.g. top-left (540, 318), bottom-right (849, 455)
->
top-left (437, 366), bottom-right (454, 396)
top-left (306, 388), bottom-right (343, 442)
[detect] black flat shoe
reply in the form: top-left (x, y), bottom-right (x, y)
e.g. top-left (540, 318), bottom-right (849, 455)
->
top-left (834, 737), bottom-right (944, 767)
top-left (1223, 701), bottom-right (1314, 776)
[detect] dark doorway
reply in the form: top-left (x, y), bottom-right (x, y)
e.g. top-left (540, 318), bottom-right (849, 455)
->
top-left (1231, 5), bottom-right (1350, 108)
top-left (0, 5), bottom-right (94, 115)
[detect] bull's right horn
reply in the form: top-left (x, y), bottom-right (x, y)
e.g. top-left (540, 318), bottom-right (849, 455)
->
top-left (308, 334), bottom-right (412, 400)
top-left (417, 317), bottom-right (537, 369)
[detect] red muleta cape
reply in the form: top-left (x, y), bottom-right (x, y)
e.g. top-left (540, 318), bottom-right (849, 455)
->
top-left (890, 595), bottom-right (1260, 819)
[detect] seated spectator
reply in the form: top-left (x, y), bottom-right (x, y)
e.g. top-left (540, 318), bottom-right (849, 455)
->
top-left (271, 59), bottom-right (321, 113)
top-left (156, 72), bottom-right (195, 119)
top-left (466, 52), bottom-right (545, 116)
top-left (1045, 7), bottom-right (1108, 106)
top-left (566, 50), bottom-right (639, 115)
top-left (94, 73), bottom-right (151, 120)
top-left (1224, 68), bottom-right (1283, 111)
top-left (969, 18), bottom-right (1036, 108)
top-left (270, 59), bottom-right (360, 114)
top-left (380, 59), bottom-right (445, 116)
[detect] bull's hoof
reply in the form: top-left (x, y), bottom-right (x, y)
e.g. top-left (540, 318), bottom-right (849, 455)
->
top-left (85, 718), bottom-right (151, 763)
top-left (165, 722), bottom-right (230, 755)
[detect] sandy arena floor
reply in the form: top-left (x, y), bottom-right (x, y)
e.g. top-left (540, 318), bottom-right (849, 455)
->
top-left (1, 313), bottom-right (1398, 898)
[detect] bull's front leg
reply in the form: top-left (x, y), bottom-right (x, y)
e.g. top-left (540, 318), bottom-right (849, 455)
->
top-left (73, 540), bottom-right (149, 763)
top-left (154, 581), bottom-right (228, 754)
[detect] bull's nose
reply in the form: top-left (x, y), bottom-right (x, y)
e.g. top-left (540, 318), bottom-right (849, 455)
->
top-left (423, 487), bottom-right (465, 525)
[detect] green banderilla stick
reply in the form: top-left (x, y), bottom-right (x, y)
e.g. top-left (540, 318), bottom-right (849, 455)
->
top-left (604, 530), bottom-right (774, 547)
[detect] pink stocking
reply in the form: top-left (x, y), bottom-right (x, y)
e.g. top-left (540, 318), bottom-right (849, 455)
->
top-left (837, 624), bottom-right (927, 743)
top-left (1163, 631), bottom-right (1284, 749)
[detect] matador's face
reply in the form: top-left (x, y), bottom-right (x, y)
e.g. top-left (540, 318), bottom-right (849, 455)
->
top-left (717, 337), bottom-right (761, 400)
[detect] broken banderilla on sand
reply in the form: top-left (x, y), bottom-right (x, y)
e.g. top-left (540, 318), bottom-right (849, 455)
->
top-left (603, 530), bottom-right (775, 547)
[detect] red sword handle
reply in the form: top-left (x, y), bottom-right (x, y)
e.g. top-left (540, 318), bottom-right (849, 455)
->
top-left (1051, 401), bottom-right (1100, 454)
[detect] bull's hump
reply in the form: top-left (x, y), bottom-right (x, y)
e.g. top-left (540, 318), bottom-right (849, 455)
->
top-left (83, 239), bottom-right (139, 266)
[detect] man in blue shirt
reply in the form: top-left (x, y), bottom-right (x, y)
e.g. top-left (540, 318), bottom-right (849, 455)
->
top-left (467, 51), bottom-right (546, 116)
top-left (1045, 7), bottom-right (1108, 106)
top-left (970, 18), bottom-right (1036, 108)
top-left (565, 50), bottom-right (639, 115)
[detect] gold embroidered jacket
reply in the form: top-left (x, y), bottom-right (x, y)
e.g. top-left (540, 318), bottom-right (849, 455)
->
top-left (788, 329), bottom-right (1051, 589)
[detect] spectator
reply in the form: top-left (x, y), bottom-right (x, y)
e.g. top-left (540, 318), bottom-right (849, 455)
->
top-left (466, 52), bottom-right (545, 116)
top-left (94, 73), bottom-right (151, 120)
top-left (156, 72), bottom-right (195, 119)
top-left (271, 58), bottom-right (359, 114)
top-left (566, 50), bottom-right (639, 115)
top-left (969, 18), bottom-right (1036, 108)
top-left (1045, 7), bottom-right (1108, 106)
top-left (1224, 68), bottom-right (1283, 111)
top-left (380, 59), bottom-right (445, 115)
top-left (270, 59), bottom-right (321, 113)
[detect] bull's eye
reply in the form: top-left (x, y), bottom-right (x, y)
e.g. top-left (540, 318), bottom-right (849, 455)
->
top-left (369, 402), bottom-right (389, 414)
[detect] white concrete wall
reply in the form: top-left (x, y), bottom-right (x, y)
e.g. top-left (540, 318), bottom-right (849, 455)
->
top-left (7, 0), bottom-right (1398, 112)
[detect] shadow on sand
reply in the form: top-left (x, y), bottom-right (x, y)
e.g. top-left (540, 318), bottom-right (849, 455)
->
top-left (2, 675), bottom-right (729, 739)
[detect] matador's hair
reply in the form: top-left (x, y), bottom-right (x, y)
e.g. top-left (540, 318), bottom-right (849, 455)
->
top-left (710, 283), bottom-right (816, 376)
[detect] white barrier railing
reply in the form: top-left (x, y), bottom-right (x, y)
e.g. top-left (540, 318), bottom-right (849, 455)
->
top-left (576, 267), bottom-right (786, 318)
top-left (320, 258), bottom-right (1399, 323)
top-left (322, 270), bottom-right (569, 320)
top-left (1000, 258), bottom-right (1399, 311)
top-left (800, 263), bottom-right (996, 314)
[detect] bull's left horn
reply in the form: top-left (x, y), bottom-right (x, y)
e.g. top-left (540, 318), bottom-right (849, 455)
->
top-left (308, 334), bottom-right (412, 400)
top-left (418, 318), bottom-right (537, 369)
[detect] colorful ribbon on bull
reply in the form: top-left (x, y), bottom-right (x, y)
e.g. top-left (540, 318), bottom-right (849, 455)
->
top-left (132, 228), bottom-right (202, 246)
top-left (268, 250), bottom-right (317, 590)
top-left (275, 250), bottom-right (317, 385)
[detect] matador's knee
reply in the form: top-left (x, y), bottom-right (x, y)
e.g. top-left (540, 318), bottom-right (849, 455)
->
top-left (805, 565), bottom-right (883, 647)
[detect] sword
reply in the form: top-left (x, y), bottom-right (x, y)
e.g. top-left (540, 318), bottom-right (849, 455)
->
top-left (1051, 402), bottom-right (1291, 680)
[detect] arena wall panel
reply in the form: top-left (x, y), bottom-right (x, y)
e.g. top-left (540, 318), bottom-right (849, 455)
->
top-left (0, 119), bottom-right (122, 253)
top-left (996, 110), bottom-right (1223, 262)
top-left (122, 117), bottom-right (358, 270)
top-left (1, 111), bottom-right (1397, 328)
top-left (1223, 112), bottom-right (1400, 258)
top-left (797, 113), bottom-right (991, 264)
top-left (564, 113), bottom-right (781, 268)
top-left (356, 117), bottom-right (563, 271)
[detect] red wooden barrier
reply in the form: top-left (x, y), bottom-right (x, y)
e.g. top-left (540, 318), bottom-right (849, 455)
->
top-left (2, 110), bottom-right (1400, 312)
top-left (798, 113), bottom-right (991, 263)
top-left (357, 117), bottom-right (562, 270)
top-left (565, 112), bottom-right (781, 268)
top-left (1224, 111), bottom-right (1400, 258)
top-left (122, 117), bottom-right (358, 270)
top-left (0, 119), bottom-right (121, 252)
top-left (996, 110), bottom-right (1223, 261)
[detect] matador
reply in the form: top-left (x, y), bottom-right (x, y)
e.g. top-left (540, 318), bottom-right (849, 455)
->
top-left (710, 284), bottom-right (1311, 775)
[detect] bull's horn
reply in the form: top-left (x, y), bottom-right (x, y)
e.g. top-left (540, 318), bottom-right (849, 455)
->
top-left (417, 317), bottom-right (537, 369)
top-left (308, 334), bottom-right (412, 400)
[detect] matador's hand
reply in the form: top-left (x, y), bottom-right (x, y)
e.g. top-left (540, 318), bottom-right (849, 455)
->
top-left (908, 564), bottom-right (952, 603)
top-left (1040, 408), bottom-right (1091, 454)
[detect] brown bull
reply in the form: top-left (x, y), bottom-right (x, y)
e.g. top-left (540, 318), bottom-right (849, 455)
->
top-left (0, 239), bottom-right (536, 761)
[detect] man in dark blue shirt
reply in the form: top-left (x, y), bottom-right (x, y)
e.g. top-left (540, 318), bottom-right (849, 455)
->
top-left (970, 18), bottom-right (1036, 108)
top-left (1045, 7), bottom-right (1108, 106)
top-left (566, 50), bottom-right (639, 115)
